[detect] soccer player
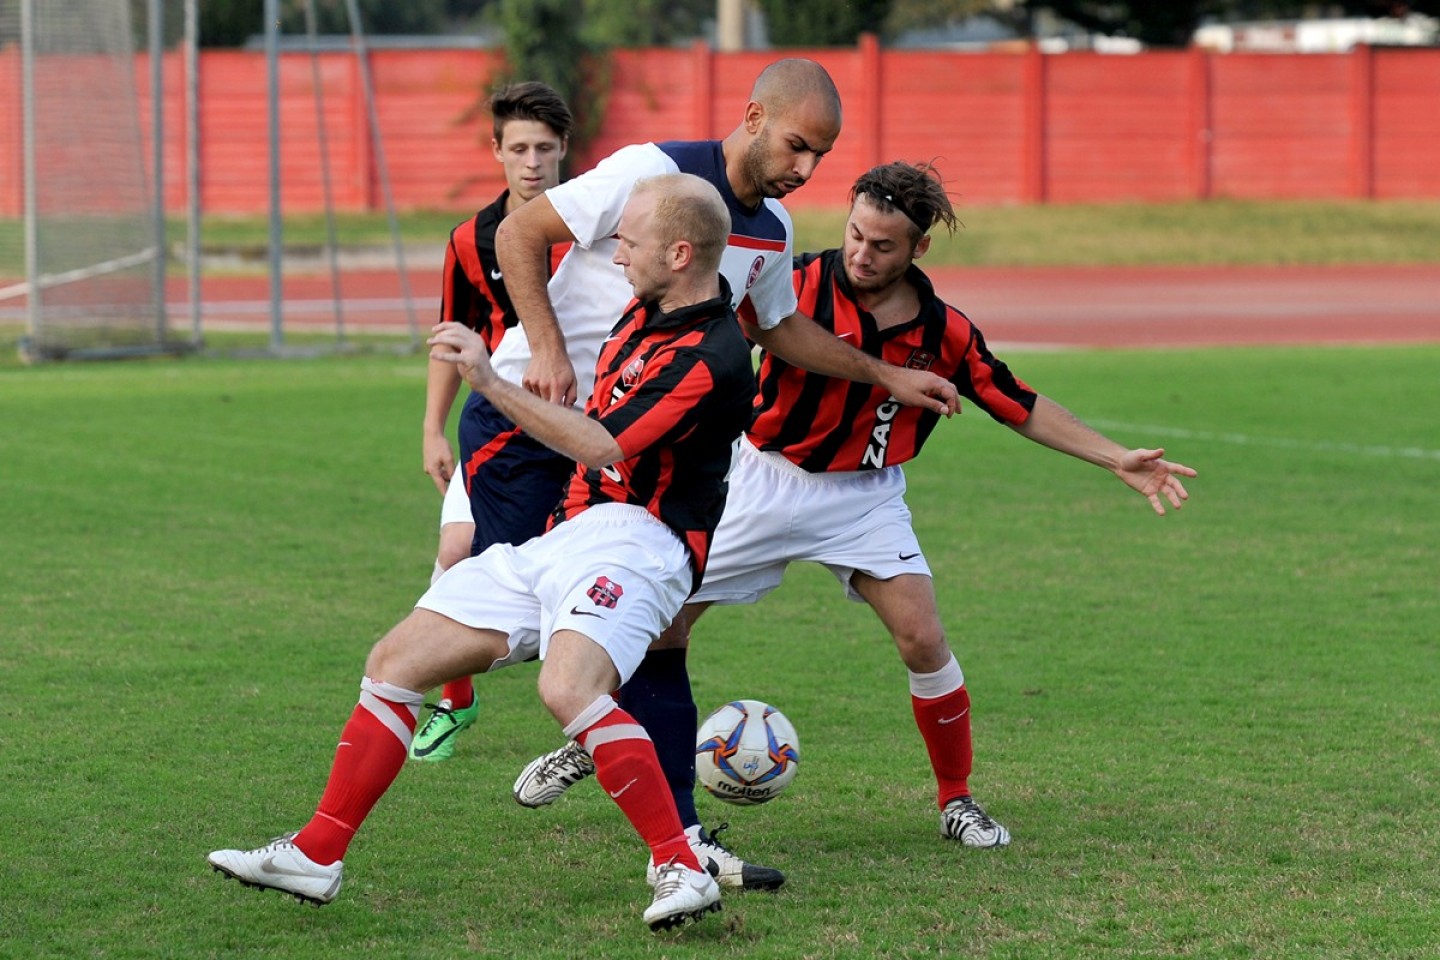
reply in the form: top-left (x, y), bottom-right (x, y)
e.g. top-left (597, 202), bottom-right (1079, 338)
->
top-left (514, 161), bottom-right (1198, 856)
top-left (410, 82), bottom-right (573, 761)
top-left (423, 57), bottom-right (960, 889)
top-left (208, 173), bottom-right (756, 931)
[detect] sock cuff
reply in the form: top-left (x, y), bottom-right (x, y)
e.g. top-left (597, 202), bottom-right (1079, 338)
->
top-left (562, 694), bottom-right (618, 741)
top-left (361, 676), bottom-right (425, 706)
top-left (909, 654), bottom-right (965, 699)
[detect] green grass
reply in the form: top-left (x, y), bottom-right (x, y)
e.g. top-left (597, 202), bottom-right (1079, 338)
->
top-left (2, 345), bottom-right (1437, 959)
top-left (172, 197), bottom-right (1440, 266)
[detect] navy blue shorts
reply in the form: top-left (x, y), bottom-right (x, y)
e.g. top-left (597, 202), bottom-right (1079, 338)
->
top-left (456, 391), bottom-right (575, 557)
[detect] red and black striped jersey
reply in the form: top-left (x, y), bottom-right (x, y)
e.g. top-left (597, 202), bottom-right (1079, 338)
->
top-left (441, 190), bottom-right (569, 350)
top-left (748, 249), bottom-right (1037, 472)
top-left (551, 284), bottom-right (756, 589)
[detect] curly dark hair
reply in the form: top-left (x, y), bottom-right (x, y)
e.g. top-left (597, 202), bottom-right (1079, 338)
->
top-left (849, 161), bottom-right (958, 238)
top-left (490, 81), bottom-right (573, 144)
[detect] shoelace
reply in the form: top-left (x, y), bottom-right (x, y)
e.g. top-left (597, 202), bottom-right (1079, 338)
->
top-left (417, 702), bottom-right (461, 732)
top-left (698, 821), bottom-right (735, 853)
top-left (651, 857), bottom-right (688, 898)
top-left (948, 798), bottom-right (996, 829)
top-left (537, 742), bottom-right (589, 783)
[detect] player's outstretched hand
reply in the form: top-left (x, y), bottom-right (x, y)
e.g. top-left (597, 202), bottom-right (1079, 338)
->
top-left (428, 322), bottom-right (496, 390)
top-left (882, 365), bottom-right (961, 417)
top-left (522, 344), bottom-right (579, 408)
top-left (1116, 447), bottom-right (1196, 516)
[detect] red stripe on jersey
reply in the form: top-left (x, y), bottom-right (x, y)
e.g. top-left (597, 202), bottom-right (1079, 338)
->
top-left (749, 250), bottom-right (1036, 472)
top-left (462, 423), bottom-right (523, 495)
top-left (444, 215), bottom-right (507, 351)
top-left (728, 233), bottom-right (787, 253)
top-left (550, 294), bottom-right (755, 589)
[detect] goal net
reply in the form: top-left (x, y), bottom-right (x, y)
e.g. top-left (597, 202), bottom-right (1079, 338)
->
top-left (0, 0), bottom-right (172, 361)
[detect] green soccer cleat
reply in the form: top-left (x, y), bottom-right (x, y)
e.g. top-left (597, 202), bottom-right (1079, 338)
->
top-left (408, 698), bottom-right (480, 762)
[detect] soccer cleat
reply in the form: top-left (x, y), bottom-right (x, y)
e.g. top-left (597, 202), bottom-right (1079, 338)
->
top-left (643, 859), bottom-right (722, 931)
top-left (646, 823), bottom-right (786, 891)
top-left (408, 698), bottom-right (480, 762)
top-left (207, 834), bottom-right (343, 905)
top-left (511, 739), bottom-right (595, 807)
top-left (940, 795), bottom-right (1011, 848)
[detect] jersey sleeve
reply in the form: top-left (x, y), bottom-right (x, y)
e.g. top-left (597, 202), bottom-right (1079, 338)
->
top-left (954, 325), bottom-right (1037, 426)
top-left (744, 205), bottom-right (799, 331)
top-left (546, 143), bottom-right (672, 250)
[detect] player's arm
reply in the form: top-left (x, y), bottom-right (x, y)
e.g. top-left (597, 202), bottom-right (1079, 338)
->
top-left (493, 195), bottom-right (580, 407)
top-left (1010, 395), bottom-right (1197, 515)
top-left (422, 356), bottom-right (464, 493)
top-left (746, 311), bottom-right (959, 417)
top-left (421, 236), bottom-right (471, 493)
top-left (428, 322), bottom-right (621, 467)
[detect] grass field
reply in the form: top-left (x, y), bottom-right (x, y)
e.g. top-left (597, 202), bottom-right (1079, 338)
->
top-left (3, 343), bottom-right (1437, 959)
top-left (185, 198), bottom-right (1440, 267)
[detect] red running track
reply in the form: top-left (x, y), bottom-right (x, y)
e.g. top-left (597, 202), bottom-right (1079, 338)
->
top-left (180, 263), bottom-right (1440, 349)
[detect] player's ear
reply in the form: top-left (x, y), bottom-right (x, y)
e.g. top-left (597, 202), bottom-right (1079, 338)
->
top-left (670, 240), bottom-right (693, 272)
top-left (913, 234), bottom-right (931, 261)
top-left (558, 137), bottom-right (569, 160)
top-left (743, 101), bottom-right (765, 134)
top-left (490, 137), bottom-right (504, 163)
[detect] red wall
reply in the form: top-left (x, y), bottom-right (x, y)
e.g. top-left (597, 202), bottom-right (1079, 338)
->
top-left (3, 39), bottom-right (1439, 217)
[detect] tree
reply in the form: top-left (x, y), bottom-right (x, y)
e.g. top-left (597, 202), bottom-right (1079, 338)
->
top-left (757, 0), bottom-right (893, 46)
top-left (884, 0), bottom-right (999, 37)
top-left (492, 0), bottom-right (607, 170)
top-left (199, 0), bottom-right (449, 47)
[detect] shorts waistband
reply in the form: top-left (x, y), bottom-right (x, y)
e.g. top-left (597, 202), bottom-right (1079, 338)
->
top-left (739, 437), bottom-right (891, 484)
top-left (569, 501), bottom-right (673, 532)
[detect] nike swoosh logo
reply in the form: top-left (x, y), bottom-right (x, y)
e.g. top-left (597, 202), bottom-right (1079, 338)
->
top-left (410, 724), bottom-right (463, 758)
top-left (490, 268), bottom-right (503, 280)
top-left (609, 777), bottom-right (638, 798)
top-left (569, 606), bottom-right (605, 618)
top-left (938, 708), bottom-right (970, 725)
top-left (260, 855), bottom-right (318, 878)
top-left (898, 552), bottom-right (921, 561)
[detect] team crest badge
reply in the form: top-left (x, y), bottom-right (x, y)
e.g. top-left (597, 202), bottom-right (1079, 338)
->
top-left (621, 356), bottom-right (645, 387)
top-left (587, 576), bottom-right (625, 609)
top-left (746, 255), bottom-right (764, 290)
top-left (905, 349), bottom-right (936, 371)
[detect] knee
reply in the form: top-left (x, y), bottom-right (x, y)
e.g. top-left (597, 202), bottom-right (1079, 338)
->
top-left (535, 672), bottom-right (589, 727)
top-left (892, 622), bottom-right (951, 674)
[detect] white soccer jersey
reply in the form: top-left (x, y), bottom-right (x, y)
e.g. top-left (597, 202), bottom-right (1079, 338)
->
top-left (488, 140), bottom-right (799, 400)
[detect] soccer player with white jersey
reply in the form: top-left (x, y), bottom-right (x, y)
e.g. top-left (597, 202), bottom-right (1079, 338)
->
top-left (431, 58), bottom-right (961, 889)
top-left (208, 174), bottom-right (756, 931)
top-left (515, 161), bottom-right (1198, 856)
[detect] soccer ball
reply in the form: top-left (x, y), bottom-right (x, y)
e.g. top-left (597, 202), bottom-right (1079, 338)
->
top-left (695, 699), bottom-right (800, 806)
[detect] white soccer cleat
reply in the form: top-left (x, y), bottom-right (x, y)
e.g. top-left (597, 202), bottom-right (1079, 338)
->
top-left (643, 859), bottom-right (722, 931)
top-left (646, 822), bottom-right (786, 890)
top-left (207, 834), bottom-right (344, 905)
top-left (940, 795), bottom-right (1011, 848)
top-left (512, 739), bottom-right (596, 808)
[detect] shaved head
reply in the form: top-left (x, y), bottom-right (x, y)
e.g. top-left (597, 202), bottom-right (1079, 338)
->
top-left (750, 58), bottom-right (842, 125)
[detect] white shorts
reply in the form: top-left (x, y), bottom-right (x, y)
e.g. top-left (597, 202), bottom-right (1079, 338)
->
top-left (415, 503), bottom-right (691, 683)
top-left (439, 468), bottom-right (472, 529)
top-left (693, 438), bottom-right (930, 606)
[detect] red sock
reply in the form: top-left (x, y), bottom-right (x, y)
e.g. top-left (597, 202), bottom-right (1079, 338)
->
top-left (573, 700), bottom-right (700, 872)
top-left (440, 678), bottom-right (474, 710)
top-left (292, 678), bottom-right (422, 866)
top-left (911, 684), bottom-right (973, 809)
